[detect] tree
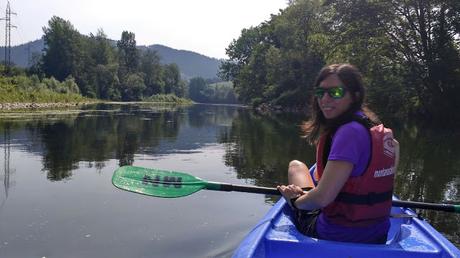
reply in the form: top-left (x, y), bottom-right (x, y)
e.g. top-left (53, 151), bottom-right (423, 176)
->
top-left (94, 63), bottom-right (120, 100)
top-left (89, 29), bottom-right (116, 66)
top-left (220, 0), bottom-right (324, 108)
top-left (220, 25), bottom-right (269, 105)
top-left (221, 0), bottom-right (460, 123)
top-left (121, 73), bottom-right (145, 101)
top-left (188, 77), bottom-right (207, 102)
top-left (324, 0), bottom-right (460, 121)
top-left (163, 63), bottom-right (181, 95)
top-left (117, 31), bottom-right (139, 80)
top-left (42, 16), bottom-right (84, 81)
top-left (140, 49), bottom-right (164, 96)
top-left (263, 0), bottom-right (324, 108)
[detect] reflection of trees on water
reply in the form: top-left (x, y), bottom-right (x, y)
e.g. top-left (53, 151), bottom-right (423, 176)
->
top-left (393, 124), bottom-right (460, 245)
top-left (187, 104), bottom-right (239, 128)
top-left (0, 104), bottom-right (245, 182)
top-left (39, 107), bottom-right (183, 180)
top-left (394, 125), bottom-right (460, 202)
top-left (219, 110), bottom-right (315, 188)
top-left (0, 105), bottom-right (186, 181)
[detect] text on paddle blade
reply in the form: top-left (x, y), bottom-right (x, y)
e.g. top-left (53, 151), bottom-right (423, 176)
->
top-left (142, 175), bottom-right (182, 188)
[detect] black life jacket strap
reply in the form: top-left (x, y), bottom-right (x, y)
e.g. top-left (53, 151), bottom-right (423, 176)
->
top-left (335, 190), bottom-right (393, 205)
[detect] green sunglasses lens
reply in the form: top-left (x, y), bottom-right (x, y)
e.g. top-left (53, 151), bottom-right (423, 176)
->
top-left (314, 88), bottom-right (325, 98)
top-left (329, 87), bottom-right (345, 99)
top-left (315, 87), bottom-right (346, 99)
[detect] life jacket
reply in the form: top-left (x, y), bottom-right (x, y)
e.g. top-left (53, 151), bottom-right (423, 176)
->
top-left (316, 120), bottom-right (396, 227)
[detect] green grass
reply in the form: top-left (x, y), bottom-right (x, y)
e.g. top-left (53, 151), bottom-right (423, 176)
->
top-left (0, 86), bottom-right (88, 103)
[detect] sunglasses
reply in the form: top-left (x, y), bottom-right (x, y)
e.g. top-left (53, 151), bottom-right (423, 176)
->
top-left (314, 86), bottom-right (347, 99)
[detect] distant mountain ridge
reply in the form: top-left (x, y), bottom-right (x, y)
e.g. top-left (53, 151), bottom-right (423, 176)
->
top-left (140, 44), bottom-right (222, 79)
top-left (0, 38), bottom-right (222, 79)
top-left (0, 39), bottom-right (44, 68)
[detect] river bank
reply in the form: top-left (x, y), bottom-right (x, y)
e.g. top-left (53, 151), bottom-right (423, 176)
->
top-left (0, 100), bottom-right (193, 111)
top-left (0, 102), bottom-right (92, 110)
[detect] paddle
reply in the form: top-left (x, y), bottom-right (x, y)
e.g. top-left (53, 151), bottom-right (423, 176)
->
top-left (112, 166), bottom-right (460, 213)
top-left (112, 165), bottom-right (285, 198)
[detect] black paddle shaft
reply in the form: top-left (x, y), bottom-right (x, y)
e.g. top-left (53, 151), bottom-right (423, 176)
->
top-left (212, 183), bottom-right (313, 195)
top-left (216, 183), bottom-right (281, 195)
top-left (212, 183), bottom-right (459, 213)
top-left (392, 200), bottom-right (457, 212)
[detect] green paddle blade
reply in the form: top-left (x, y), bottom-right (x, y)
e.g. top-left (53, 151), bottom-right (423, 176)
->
top-left (112, 166), bottom-right (207, 198)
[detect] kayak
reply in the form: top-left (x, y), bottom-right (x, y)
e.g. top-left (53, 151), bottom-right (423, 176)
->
top-left (232, 197), bottom-right (460, 258)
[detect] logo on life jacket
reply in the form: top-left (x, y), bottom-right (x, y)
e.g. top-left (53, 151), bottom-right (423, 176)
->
top-left (373, 166), bottom-right (396, 178)
top-left (383, 133), bottom-right (395, 158)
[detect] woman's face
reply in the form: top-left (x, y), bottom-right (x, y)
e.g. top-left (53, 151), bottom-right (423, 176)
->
top-left (317, 74), bottom-right (354, 120)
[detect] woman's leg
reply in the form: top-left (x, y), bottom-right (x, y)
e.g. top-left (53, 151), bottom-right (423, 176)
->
top-left (287, 160), bottom-right (320, 237)
top-left (288, 160), bottom-right (315, 189)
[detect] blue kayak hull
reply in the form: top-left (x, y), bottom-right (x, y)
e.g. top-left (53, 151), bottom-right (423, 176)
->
top-left (233, 197), bottom-right (460, 258)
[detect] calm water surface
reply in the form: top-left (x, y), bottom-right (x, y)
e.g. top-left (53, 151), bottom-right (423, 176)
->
top-left (0, 103), bottom-right (459, 257)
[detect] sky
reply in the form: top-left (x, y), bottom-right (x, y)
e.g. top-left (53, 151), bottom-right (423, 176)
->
top-left (1, 0), bottom-right (289, 59)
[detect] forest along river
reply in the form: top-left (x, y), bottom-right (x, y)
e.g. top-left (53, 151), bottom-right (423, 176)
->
top-left (0, 103), bottom-right (458, 257)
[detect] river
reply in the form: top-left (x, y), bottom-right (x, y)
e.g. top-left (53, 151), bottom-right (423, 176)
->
top-left (0, 103), bottom-right (458, 257)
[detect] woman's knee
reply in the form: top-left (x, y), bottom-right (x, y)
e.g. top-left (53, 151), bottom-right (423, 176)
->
top-left (288, 160), bottom-right (307, 176)
top-left (288, 160), bottom-right (314, 188)
top-left (289, 160), bottom-right (305, 167)
top-left (289, 160), bottom-right (307, 168)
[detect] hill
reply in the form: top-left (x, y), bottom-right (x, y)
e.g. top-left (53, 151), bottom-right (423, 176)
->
top-left (0, 38), bottom-right (222, 80)
top-left (141, 44), bottom-right (222, 80)
top-left (0, 39), bottom-right (44, 68)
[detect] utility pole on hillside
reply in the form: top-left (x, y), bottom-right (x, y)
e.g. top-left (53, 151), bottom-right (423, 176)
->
top-left (0, 1), bottom-right (16, 75)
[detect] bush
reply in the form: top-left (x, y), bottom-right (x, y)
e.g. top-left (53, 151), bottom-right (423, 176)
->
top-left (0, 75), bottom-right (91, 103)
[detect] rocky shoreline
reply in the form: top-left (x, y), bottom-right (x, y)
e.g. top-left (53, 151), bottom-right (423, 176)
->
top-left (0, 102), bottom-right (90, 110)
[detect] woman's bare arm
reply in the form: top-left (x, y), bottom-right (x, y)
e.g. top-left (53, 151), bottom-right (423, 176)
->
top-left (294, 160), bottom-right (353, 210)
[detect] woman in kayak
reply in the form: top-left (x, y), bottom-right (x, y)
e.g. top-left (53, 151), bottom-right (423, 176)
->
top-left (277, 63), bottom-right (400, 244)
